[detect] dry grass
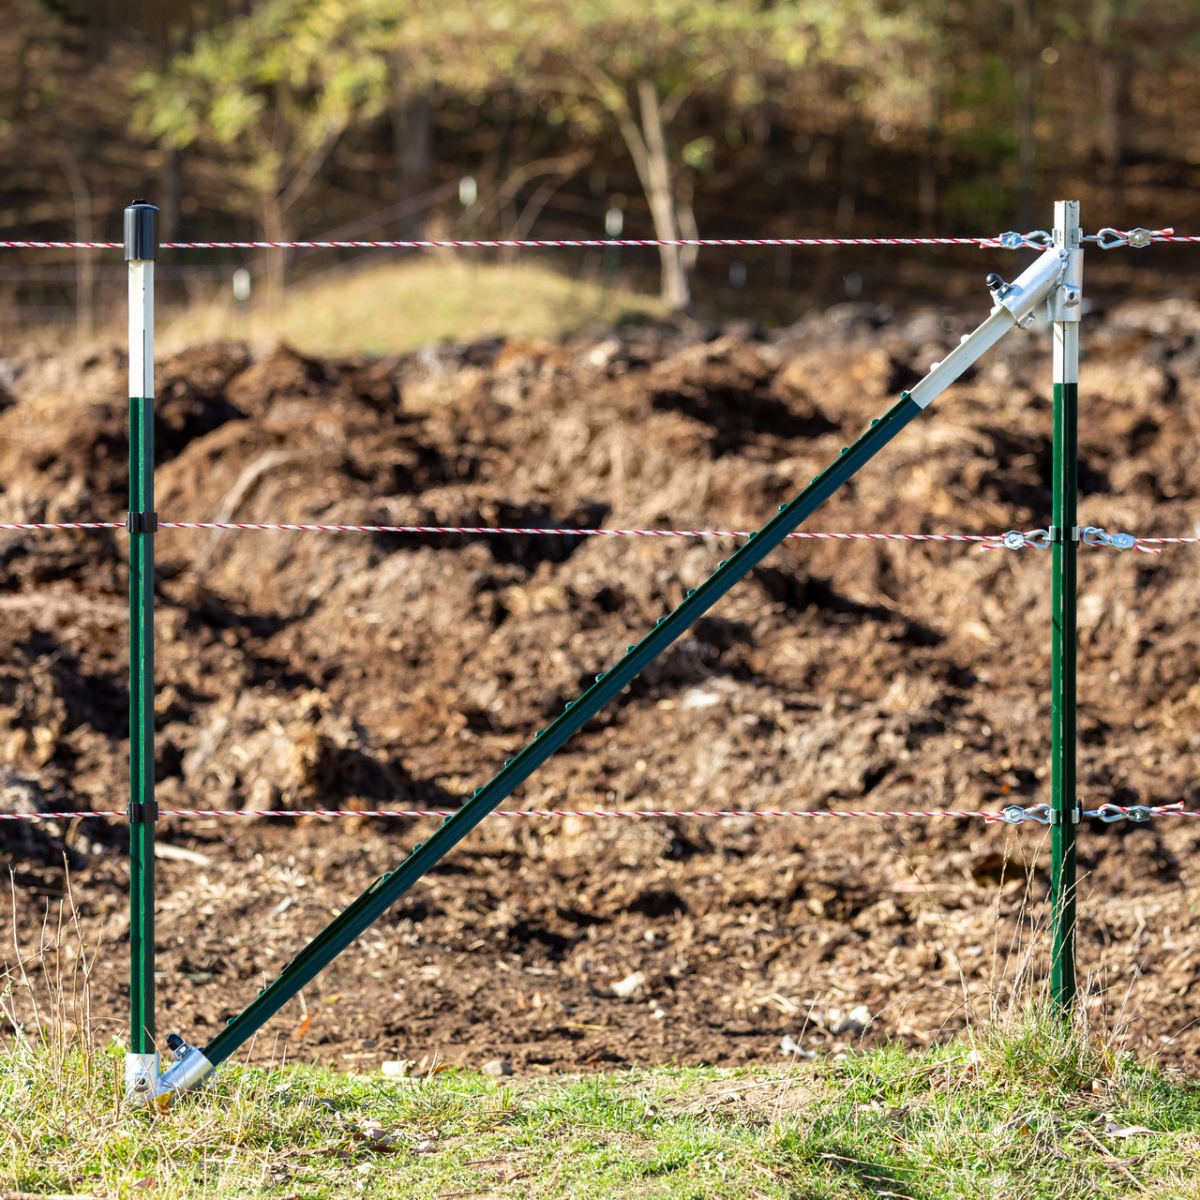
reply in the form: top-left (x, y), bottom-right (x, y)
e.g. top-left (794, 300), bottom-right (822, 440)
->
top-left (158, 256), bottom-right (665, 358)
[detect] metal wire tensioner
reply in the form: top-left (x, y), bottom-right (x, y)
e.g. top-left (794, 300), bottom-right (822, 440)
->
top-left (985, 526), bottom-right (1159, 554)
top-left (1001, 800), bottom-right (1188, 825)
top-left (1083, 227), bottom-right (1162, 250)
top-left (1092, 801), bottom-right (1186, 823)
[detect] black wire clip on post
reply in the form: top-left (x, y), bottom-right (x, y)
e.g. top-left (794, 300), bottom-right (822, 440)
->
top-left (125, 511), bottom-right (158, 533)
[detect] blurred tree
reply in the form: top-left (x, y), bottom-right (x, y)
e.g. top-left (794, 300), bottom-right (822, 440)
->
top-left (1049, 0), bottom-right (1195, 185)
top-left (405, 0), bottom-right (933, 310)
top-left (134, 0), bottom-right (933, 312)
top-left (36, 1), bottom-right (254, 48)
top-left (39, 0), bottom-right (259, 238)
top-left (1012, 0), bottom-right (1039, 230)
top-left (132, 0), bottom-right (389, 315)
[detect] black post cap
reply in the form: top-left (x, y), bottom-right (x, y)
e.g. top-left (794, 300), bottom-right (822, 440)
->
top-left (124, 200), bottom-right (159, 262)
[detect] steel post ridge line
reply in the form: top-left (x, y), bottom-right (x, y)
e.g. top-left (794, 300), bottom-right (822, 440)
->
top-left (128, 241), bottom-right (1070, 1104)
top-left (1050, 202), bottom-right (1084, 1010)
top-left (124, 201), bottom-right (160, 1106)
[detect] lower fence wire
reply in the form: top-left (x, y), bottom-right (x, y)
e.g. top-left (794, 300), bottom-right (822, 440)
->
top-left (0, 519), bottom-right (1189, 553)
top-left (0, 803), bottom-right (1189, 824)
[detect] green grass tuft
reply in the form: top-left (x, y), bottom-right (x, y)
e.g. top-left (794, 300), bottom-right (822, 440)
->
top-left (5, 1008), bottom-right (1200, 1199)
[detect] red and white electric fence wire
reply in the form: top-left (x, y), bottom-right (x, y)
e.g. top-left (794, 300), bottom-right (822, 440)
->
top-left (0, 807), bottom-right (994, 821)
top-left (0, 227), bottom-right (1187, 252)
top-left (0, 804), bottom-right (1192, 824)
top-left (0, 519), bottom-right (1189, 554)
top-left (0, 235), bottom-right (1039, 250)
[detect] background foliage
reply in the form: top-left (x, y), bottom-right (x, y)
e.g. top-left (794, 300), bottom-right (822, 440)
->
top-left (3, 0), bottom-right (1200, 314)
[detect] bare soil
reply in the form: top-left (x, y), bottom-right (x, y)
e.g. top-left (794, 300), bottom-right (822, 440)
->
top-left (4, 300), bottom-right (1200, 1074)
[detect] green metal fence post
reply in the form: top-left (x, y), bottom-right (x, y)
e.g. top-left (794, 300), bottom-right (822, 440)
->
top-left (124, 200), bottom-right (160, 1101)
top-left (1049, 200), bottom-right (1083, 1011)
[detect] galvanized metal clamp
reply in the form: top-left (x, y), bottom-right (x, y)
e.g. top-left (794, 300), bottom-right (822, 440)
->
top-left (1084, 227), bottom-right (1157, 250)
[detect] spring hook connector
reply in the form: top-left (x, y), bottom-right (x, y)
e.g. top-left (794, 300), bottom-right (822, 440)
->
top-left (998, 528), bottom-right (1052, 550)
top-left (1095, 803), bottom-right (1151, 824)
top-left (995, 230), bottom-right (1054, 250)
top-left (1082, 526), bottom-right (1136, 551)
top-left (1001, 803), bottom-right (1052, 826)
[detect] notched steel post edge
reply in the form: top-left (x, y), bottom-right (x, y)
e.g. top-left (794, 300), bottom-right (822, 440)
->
top-left (1049, 200), bottom-right (1083, 1012)
top-left (124, 199), bottom-right (160, 1102)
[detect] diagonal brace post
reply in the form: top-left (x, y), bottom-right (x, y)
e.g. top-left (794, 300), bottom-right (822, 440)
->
top-left (145, 245), bottom-right (1069, 1100)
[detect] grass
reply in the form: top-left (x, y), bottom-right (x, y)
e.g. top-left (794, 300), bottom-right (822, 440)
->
top-left (158, 256), bottom-right (666, 358)
top-left (4, 898), bottom-right (1200, 1197)
top-left (4, 1006), bottom-right (1200, 1199)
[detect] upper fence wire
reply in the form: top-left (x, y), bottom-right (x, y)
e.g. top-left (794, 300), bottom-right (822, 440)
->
top-left (0, 227), bottom-right (1187, 251)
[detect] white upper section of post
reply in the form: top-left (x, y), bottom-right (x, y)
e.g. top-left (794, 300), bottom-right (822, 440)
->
top-left (1052, 201), bottom-right (1082, 386)
top-left (128, 260), bottom-right (154, 399)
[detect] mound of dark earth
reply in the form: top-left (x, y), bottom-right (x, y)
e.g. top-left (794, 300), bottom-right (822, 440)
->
top-left (3, 300), bottom-right (1200, 1070)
